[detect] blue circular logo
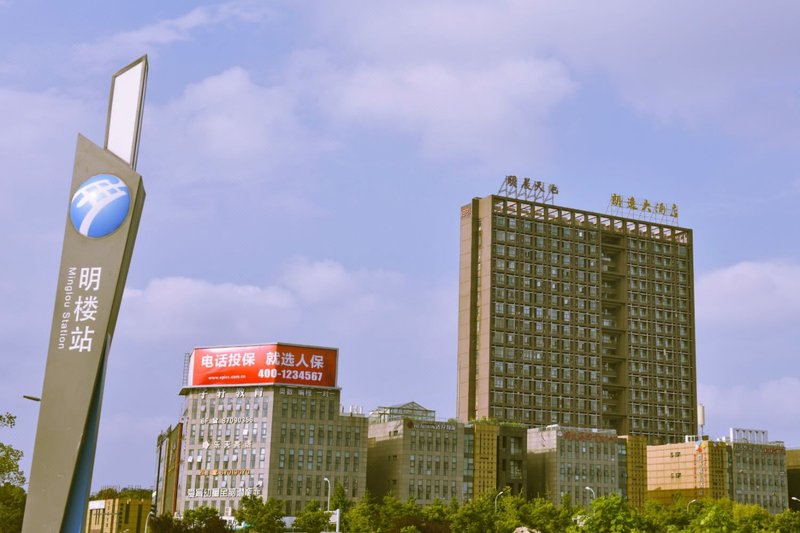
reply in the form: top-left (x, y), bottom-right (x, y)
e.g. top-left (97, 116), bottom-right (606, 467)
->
top-left (70, 174), bottom-right (131, 238)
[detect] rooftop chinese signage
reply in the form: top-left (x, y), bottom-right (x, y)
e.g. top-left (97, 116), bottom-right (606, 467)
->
top-left (608, 193), bottom-right (679, 224)
top-left (498, 175), bottom-right (559, 203)
top-left (188, 343), bottom-right (338, 389)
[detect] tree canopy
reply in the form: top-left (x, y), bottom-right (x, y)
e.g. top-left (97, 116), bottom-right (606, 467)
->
top-left (0, 413), bottom-right (25, 487)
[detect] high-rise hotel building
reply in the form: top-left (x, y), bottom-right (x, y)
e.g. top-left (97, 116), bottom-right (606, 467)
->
top-left (457, 180), bottom-right (697, 444)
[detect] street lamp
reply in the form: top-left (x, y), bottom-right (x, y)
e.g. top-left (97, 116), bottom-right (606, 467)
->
top-left (585, 486), bottom-right (596, 502)
top-left (324, 477), bottom-right (331, 511)
top-left (494, 488), bottom-right (507, 512)
top-left (143, 511), bottom-right (155, 533)
top-left (687, 499), bottom-right (698, 512)
top-left (791, 496), bottom-right (800, 505)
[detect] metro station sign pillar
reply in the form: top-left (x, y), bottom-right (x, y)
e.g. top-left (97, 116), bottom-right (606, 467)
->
top-left (22, 56), bottom-right (148, 533)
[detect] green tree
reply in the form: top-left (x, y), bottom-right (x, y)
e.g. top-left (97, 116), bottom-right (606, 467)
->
top-left (518, 497), bottom-right (574, 533)
top-left (149, 514), bottom-right (187, 533)
top-left (689, 500), bottom-right (735, 533)
top-left (182, 505), bottom-right (231, 532)
top-left (772, 508), bottom-right (800, 533)
top-left (346, 492), bottom-right (381, 533)
top-left (421, 498), bottom-right (451, 533)
top-left (449, 492), bottom-right (496, 533)
top-left (639, 499), bottom-right (692, 532)
top-left (235, 495), bottom-right (286, 533)
top-left (330, 482), bottom-right (353, 531)
top-left (293, 500), bottom-right (331, 533)
top-left (92, 487), bottom-right (120, 500)
top-left (574, 494), bottom-right (644, 533)
top-left (732, 502), bottom-right (772, 533)
top-left (0, 414), bottom-right (25, 487)
top-left (494, 492), bottom-right (526, 532)
top-left (0, 483), bottom-right (26, 533)
top-left (392, 497), bottom-right (424, 532)
top-left (119, 487), bottom-right (154, 501)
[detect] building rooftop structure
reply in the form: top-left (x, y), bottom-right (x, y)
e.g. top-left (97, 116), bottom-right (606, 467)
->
top-left (369, 401), bottom-right (436, 424)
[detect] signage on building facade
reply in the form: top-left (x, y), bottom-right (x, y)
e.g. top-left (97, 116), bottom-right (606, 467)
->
top-left (411, 422), bottom-right (457, 431)
top-left (561, 431), bottom-right (617, 444)
top-left (198, 469), bottom-right (252, 476)
top-left (608, 193), bottom-right (679, 223)
top-left (498, 175), bottom-right (559, 203)
top-left (188, 343), bottom-right (338, 388)
top-left (186, 487), bottom-right (262, 499)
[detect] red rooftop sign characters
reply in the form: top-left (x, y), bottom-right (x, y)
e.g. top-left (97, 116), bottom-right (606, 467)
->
top-left (189, 343), bottom-right (338, 388)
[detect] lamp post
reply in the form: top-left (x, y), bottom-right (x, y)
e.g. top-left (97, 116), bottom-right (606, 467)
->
top-left (585, 486), bottom-right (596, 502)
top-left (143, 511), bottom-right (155, 533)
top-left (687, 499), bottom-right (698, 512)
top-left (494, 488), bottom-right (507, 512)
top-left (791, 496), bottom-right (800, 508)
top-left (324, 477), bottom-right (331, 511)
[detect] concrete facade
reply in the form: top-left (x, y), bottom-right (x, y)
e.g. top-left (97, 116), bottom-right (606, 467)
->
top-left (787, 449), bottom-right (800, 511)
top-left (175, 384), bottom-right (368, 518)
top-left (154, 423), bottom-right (182, 516)
top-left (647, 438), bottom-right (728, 504)
top-left (726, 428), bottom-right (788, 514)
top-left (457, 194), bottom-right (697, 444)
top-left (85, 498), bottom-right (149, 533)
top-left (527, 425), bottom-right (620, 508)
top-left (367, 418), bottom-right (465, 504)
top-left (618, 434), bottom-right (648, 510)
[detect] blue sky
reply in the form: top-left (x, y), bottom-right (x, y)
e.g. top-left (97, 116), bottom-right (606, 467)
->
top-left (1, 1), bottom-right (799, 490)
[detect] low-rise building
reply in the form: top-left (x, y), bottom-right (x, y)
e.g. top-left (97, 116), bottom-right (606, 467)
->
top-left (725, 428), bottom-right (787, 514)
top-left (85, 496), bottom-right (150, 533)
top-left (367, 416), bottom-right (464, 504)
top-left (647, 436), bottom-right (728, 505)
top-left (527, 425), bottom-right (620, 508)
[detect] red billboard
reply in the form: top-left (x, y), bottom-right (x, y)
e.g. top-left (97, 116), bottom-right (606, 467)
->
top-left (189, 343), bottom-right (337, 388)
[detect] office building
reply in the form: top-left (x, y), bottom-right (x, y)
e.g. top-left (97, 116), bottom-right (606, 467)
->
top-left (618, 434), bottom-right (648, 510)
top-left (647, 437), bottom-right (728, 504)
top-left (725, 428), bottom-right (787, 514)
top-left (457, 181), bottom-right (697, 443)
top-left (154, 423), bottom-right (182, 516)
top-left (787, 448), bottom-right (800, 511)
top-left (167, 343), bottom-right (368, 519)
top-left (366, 403), bottom-right (525, 504)
top-left (527, 425), bottom-right (620, 507)
top-left (462, 421), bottom-right (527, 500)
top-left (367, 414), bottom-right (465, 504)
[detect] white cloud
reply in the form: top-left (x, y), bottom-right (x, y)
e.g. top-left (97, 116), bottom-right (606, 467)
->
top-left (0, 86), bottom-right (97, 216)
top-left (116, 257), bottom-right (456, 406)
top-left (313, 1), bottom-right (800, 146)
top-left (119, 259), bottom-right (412, 345)
top-left (121, 276), bottom-right (296, 344)
top-left (142, 67), bottom-right (331, 186)
top-left (72, 1), bottom-right (270, 68)
top-left (330, 59), bottom-right (575, 164)
top-left (696, 260), bottom-right (800, 325)
top-left (699, 378), bottom-right (800, 445)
